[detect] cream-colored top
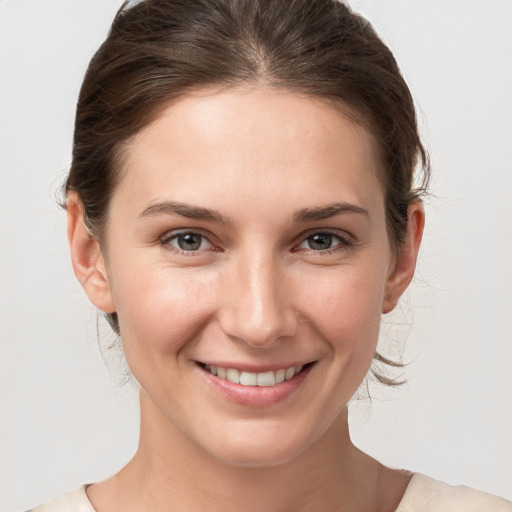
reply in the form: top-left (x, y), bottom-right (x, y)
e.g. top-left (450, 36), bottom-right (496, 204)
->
top-left (27, 473), bottom-right (512, 512)
top-left (395, 473), bottom-right (512, 511)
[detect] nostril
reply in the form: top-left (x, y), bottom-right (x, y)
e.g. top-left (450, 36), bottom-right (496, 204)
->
top-left (218, 308), bottom-right (299, 349)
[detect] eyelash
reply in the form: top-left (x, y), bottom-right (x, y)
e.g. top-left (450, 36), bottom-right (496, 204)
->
top-left (159, 229), bottom-right (353, 256)
top-left (295, 231), bottom-right (353, 254)
top-left (160, 230), bottom-right (217, 256)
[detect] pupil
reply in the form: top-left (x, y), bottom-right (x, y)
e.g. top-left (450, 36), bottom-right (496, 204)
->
top-left (178, 233), bottom-right (201, 251)
top-left (309, 233), bottom-right (332, 250)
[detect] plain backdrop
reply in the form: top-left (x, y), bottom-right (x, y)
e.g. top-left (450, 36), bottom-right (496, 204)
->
top-left (1, 1), bottom-right (511, 510)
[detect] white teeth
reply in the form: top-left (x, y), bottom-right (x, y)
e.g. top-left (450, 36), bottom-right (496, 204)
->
top-left (226, 368), bottom-right (240, 383)
top-left (240, 371), bottom-right (257, 386)
top-left (257, 371), bottom-right (276, 387)
top-left (205, 364), bottom-right (306, 387)
top-left (285, 367), bottom-right (295, 380)
top-left (275, 369), bottom-right (286, 383)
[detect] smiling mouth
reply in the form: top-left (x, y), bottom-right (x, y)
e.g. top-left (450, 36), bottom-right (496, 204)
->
top-left (198, 362), bottom-right (315, 387)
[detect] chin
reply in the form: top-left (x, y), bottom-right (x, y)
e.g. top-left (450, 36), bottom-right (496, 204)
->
top-left (199, 421), bottom-right (319, 469)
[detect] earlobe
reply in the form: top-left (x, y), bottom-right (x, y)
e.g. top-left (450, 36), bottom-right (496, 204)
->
top-left (67, 192), bottom-right (116, 314)
top-left (382, 200), bottom-right (425, 314)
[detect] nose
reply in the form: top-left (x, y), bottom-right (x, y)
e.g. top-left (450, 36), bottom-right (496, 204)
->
top-left (218, 250), bottom-right (298, 348)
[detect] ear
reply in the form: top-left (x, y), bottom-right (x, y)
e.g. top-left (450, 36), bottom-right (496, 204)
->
top-left (382, 200), bottom-right (425, 314)
top-left (67, 192), bottom-right (116, 313)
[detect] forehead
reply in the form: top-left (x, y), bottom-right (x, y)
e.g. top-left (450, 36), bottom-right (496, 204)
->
top-left (115, 86), bottom-right (384, 216)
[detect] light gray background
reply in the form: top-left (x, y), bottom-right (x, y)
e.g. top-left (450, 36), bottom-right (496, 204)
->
top-left (1, 1), bottom-right (511, 510)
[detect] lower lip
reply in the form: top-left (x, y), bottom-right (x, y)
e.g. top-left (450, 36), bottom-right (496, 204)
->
top-left (199, 364), bottom-right (314, 407)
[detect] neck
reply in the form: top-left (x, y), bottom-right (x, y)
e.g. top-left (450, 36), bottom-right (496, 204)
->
top-left (89, 390), bottom-right (404, 512)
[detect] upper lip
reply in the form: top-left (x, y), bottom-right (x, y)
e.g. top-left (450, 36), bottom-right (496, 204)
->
top-left (196, 360), bottom-right (316, 373)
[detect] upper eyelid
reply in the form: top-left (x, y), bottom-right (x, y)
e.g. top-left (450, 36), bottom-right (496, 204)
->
top-left (295, 228), bottom-right (353, 244)
top-left (292, 230), bottom-right (355, 255)
top-left (161, 228), bottom-right (214, 242)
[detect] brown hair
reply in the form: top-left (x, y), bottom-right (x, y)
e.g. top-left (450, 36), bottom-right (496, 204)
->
top-left (67, 0), bottom-right (430, 385)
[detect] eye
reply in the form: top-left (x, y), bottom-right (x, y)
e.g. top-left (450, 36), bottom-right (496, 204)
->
top-left (163, 231), bottom-right (214, 252)
top-left (297, 231), bottom-right (351, 252)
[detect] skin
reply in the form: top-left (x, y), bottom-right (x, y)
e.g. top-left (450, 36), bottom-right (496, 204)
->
top-left (68, 86), bottom-right (424, 512)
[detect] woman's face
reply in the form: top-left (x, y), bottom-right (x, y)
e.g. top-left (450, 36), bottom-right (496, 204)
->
top-left (73, 87), bottom-right (419, 467)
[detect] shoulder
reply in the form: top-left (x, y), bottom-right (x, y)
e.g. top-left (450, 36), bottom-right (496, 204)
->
top-left (396, 473), bottom-right (512, 512)
top-left (26, 486), bottom-right (96, 512)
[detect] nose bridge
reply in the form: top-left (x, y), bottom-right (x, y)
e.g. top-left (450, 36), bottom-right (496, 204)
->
top-left (220, 246), bottom-right (296, 347)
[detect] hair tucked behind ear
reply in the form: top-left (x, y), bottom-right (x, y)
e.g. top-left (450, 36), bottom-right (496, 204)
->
top-left (66, 0), bottom-right (430, 385)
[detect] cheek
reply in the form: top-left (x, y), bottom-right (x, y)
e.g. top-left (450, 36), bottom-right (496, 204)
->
top-left (297, 266), bottom-right (386, 356)
top-left (110, 263), bottom-right (218, 357)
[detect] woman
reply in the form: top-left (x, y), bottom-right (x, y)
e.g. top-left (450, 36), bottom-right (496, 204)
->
top-left (15, 0), bottom-right (512, 510)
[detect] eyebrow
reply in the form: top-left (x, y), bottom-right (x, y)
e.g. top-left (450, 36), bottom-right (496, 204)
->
top-left (293, 202), bottom-right (369, 223)
top-left (139, 200), bottom-right (369, 224)
top-left (139, 201), bottom-right (231, 224)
